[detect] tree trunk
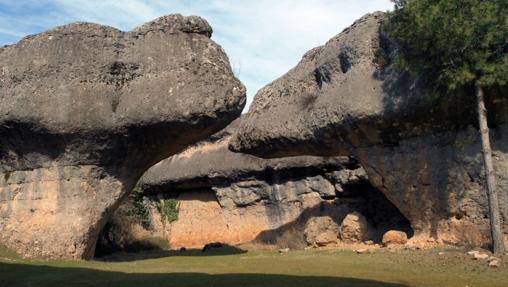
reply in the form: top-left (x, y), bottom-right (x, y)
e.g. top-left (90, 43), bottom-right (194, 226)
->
top-left (476, 83), bottom-right (505, 254)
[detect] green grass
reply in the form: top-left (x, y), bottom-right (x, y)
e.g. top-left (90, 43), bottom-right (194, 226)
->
top-left (0, 245), bottom-right (506, 287)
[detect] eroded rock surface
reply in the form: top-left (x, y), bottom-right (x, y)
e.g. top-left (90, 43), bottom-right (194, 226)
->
top-left (382, 230), bottom-right (408, 246)
top-left (230, 12), bottom-right (508, 246)
top-left (340, 212), bottom-right (372, 243)
top-left (304, 216), bottom-right (340, 247)
top-left (0, 14), bottom-right (245, 259)
top-left (104, 118), bottom-right (411, 251)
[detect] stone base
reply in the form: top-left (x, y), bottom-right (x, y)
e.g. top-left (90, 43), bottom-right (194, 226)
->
top-left (99, 171), bottom-right (413, 252)
top-left (0, 165), bottom-right (130, 259)
top-left (356, 126), bottom-right (508, 248)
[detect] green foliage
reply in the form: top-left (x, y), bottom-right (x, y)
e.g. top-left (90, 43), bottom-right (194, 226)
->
top-left (385, 0), bottom-right (508, 91)
top-left (158, 198), bottom-right (179, 224)
top-left (121, 182), bottom-right (151, 228)
top-left (1, 249), bottom-right (508, 287)
top-left (131, 183), bottom-right (144, 194)
top-left (131, 194), bottom-right (151, 228)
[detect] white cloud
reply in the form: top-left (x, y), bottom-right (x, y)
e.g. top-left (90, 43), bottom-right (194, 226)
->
top-left (0, 0), bottom-right (393, 109)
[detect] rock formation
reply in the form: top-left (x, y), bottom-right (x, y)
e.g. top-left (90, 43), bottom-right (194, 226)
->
top-left (339, 212), bottom-right (372, 243)
top-left (0, 14), bottom-right (246, 259)
top-left (98, 118), bottom-right (411, 252)
top-left (382, 230), bottom-right (408, 247)
top-left (230, 12), bottom-right (508, 246)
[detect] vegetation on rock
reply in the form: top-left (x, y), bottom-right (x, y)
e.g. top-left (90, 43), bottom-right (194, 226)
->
top-left (158, 199), bottom-right (180, 224)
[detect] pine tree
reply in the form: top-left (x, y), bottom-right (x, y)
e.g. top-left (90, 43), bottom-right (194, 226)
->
top-left (385, 0), bottom-right (507, 254)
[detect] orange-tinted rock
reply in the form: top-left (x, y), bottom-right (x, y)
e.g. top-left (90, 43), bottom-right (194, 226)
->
top-left (382, 230), bottom-right (408, 246)
top-left (340, 212), bottom-right (372, 243)
top-left (0, 14), bottom-right (245, 259)
top-left (304, 217), bottom-right (340, 246)
top-left (100, 117), bottom-right (413, 252)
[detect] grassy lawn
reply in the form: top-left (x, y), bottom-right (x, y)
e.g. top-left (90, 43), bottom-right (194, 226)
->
top-left (0, 246), bottom-right (506, 287)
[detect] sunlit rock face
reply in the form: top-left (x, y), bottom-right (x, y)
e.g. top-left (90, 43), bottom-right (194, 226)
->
top-left (230, 12), bottom-right (508, 246)
top-left (131, 118), bottom-right (410, 250)
top-left (0, 14), bottom-right (246, 259)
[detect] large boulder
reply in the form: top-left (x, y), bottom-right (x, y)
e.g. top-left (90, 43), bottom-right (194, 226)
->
top-left (230, 12), bottom-right (508, 246)
top-left (382, 230), bottom-right (408, 246)
top-left (304, 216), bottom-right (340, 247)
top-left (340, 212), bottom-right (372, 243)
top-left (0, 14), bottom-right (245, 259)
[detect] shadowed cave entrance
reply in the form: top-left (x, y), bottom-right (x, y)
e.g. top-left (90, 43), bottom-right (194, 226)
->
top-left (94, 166), bottom-right (414, 258)
top-left (252, 175), bottom-right (415, 248)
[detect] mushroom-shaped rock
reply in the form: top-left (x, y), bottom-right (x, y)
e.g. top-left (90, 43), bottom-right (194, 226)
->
top-left (230, 12), bottom-right (508, 245)
top-left (0, 14), bottom-right (245, 259)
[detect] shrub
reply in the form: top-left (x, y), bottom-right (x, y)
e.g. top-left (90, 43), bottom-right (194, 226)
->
top-left (131, 195), bottom-right (151, 228)
top-left (158, 198), bottom-right (180, 224)
top-left (118, 183), bottom-right (151, 228)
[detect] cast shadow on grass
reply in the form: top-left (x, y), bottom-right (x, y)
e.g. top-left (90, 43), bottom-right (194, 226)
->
top-left (0, 262), bottom-right (409, 287)
top-left (95, 245), bottom-right (248, 262)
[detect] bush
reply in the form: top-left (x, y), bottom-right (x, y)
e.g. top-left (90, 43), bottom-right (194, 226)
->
top-left (131, 195), bottom-right (151, 228)
top-left (119, 183), bottom-right (151, 228)
top-left (158, 198), bottom-right (180, 224)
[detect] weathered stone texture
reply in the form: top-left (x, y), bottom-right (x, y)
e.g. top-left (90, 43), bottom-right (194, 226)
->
top-left (0, 14), bottom-right (245, 259)
top-left (121, 120), bottom-right (410, 250)
top-left (0, 165), bottom-right (124, 258)
top-left (230, 12), bottom-right (508, 246)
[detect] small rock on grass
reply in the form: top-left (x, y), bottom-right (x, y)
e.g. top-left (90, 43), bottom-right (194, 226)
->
top-left (473, 252), bottom-right (489, 260)
top-left (404, 242), bottom-right (422, 251)
top-left (487, 256), bottom-right (500, 262)
top-left (489, 260), bottom-right (501, 268)
top-left (355, 248), bottom-right (370, 254)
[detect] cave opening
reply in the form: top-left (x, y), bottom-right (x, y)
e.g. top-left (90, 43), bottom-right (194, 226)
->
top-left (252, 168), bottom-right (415, 247)
top-left (337, 178), bottom-right (415, 242)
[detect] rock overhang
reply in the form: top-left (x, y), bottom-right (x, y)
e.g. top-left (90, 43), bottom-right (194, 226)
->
top-left (228, 11), bottom-right (507, 159)
top-left (140, 117), bottom-right (354, 193)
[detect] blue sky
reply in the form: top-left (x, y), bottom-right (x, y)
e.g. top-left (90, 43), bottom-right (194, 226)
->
top-left (0, 0), bottom-right (393, 110)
